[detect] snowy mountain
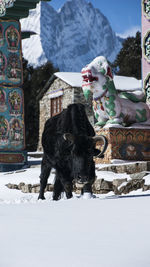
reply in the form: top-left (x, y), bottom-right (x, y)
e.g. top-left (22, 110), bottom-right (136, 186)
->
top-left (21, 0), bottom-right (123, 71)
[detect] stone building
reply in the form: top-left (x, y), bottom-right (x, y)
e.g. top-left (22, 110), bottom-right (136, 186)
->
top-left (38, 72), bottom-right (94, 150)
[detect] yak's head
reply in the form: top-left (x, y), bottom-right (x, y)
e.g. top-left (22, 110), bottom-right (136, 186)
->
top-left (63, 133), bottom-right (107, 185)
top-left (81, 56), bottom-right (113, 100)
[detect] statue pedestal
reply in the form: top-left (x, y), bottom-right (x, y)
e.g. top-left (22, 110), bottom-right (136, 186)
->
top-left (0, 151), bottom-right (27, 172)
top-left (95, 127), bottom-right (150, 163)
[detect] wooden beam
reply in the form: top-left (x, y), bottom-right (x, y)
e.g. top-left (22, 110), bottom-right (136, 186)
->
top-left (17, 0), bottom-right (40, 3)
top-left (6, 8), bottom-right (29, 18)
top-left (14, 2), bottom-right (37, 9)
top-left (16, 0), bottom-right (40, 3)
top-left (4, 13), bottom-right (28, 20)
top-left (2, 0), bottom-right (51, 20)
top-left (17, 0), bottom-right (51, 2)
top-left (21, 31), bottom-right (37, 39)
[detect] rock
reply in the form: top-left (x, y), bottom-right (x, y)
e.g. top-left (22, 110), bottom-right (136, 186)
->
top-left (6, 183), bottom-right (18, 189)
top-left (21, 184), bottom-right (32, 193)
top-left (73, 182), bottom-right (85, 194)
top-left (98, 162), bottom-right (148, 174)
top-left (142, 184), bottom-right (150, 191)
top-left (94, 179), bottom-right (103, 191)
top-left (46, 184), bottom-right (54, 192)
top-left (31, 184), bottom-right (40, 193)
top-left (130, 172), bottom-right (148, 180)
top-left (112, 178), bottom-right (127, 187)
top-left (112, 178), bottom-right (128, 195)
top-left (118, 179), bottom-right (145, 195)
top-left (93, 179), bottom-right (113, 194)
top-left (18, 182), bottom-right (25, 190)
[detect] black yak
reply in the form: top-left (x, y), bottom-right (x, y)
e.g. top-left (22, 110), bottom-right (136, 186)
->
top-left (38, 103), bottom-right (107, 200)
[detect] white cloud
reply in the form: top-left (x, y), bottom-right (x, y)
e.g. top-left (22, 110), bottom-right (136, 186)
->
top-left (116, 26), bottom-right (141, 38)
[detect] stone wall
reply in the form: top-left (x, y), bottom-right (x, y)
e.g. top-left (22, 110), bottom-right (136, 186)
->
top-left (6, 161), bottom-right (150, 196)
top-left (5, 178), bottom-right (146, 195)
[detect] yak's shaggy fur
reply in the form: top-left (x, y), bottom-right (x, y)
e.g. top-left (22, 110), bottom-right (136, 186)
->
top-left (38, 103), bottom-right (103, 200)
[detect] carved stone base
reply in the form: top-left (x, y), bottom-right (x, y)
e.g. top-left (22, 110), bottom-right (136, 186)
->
top-left (0, 151), bottom-right (27, 172)
top-left (95, 127), bottom-right (150, 163)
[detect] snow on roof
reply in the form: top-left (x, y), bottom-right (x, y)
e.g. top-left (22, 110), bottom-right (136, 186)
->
top-left (55, 72), bottom-right (82, 87)
top-left (114, 75), bottom-right (142, 91)
top-left (54, 72), bottom-right (142, 91)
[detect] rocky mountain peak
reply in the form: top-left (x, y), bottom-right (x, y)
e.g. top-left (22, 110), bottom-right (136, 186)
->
top-left (21, 0), bottom-right (122, 71)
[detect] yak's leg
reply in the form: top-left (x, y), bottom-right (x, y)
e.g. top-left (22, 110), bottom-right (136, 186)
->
top-left (54, 169), bottom-right (73, 200)
top-left (81, 183), bottom-right (94, 199)
top-left (63, 182), bottom-right (73, 199)
top-left (62, 172), bottom-right (73, 199)
top-left (38, 156), bottom-right (51, 200)
top-left (53, 178), bottom-right (63, 201)
top-left (81, 183), bottom-right (92, 195)
top-left (81, 162), bottom-right (95, 196)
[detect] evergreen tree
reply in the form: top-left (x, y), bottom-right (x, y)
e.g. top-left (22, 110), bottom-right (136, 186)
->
top-left (112, 32), bottom-right (141, 79)
top-left (22, 59), bottom-right (59, 151)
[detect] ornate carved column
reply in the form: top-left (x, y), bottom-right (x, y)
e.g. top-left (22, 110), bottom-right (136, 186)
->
top-left (0, 19), bottom-right (26, 171)
top-left (142, 0), bottom-right (150, 104)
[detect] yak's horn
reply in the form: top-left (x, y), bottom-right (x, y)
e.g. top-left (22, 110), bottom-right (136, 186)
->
top-left (92, 135), bottom-right (108, 157)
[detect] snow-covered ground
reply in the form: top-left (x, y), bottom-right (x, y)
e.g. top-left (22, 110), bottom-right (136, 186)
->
top-left (1, 157), bottom-right (150, 267)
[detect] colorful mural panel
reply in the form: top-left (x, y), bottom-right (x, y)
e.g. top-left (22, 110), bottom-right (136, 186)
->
top-left (142, 0), bottom-right (150, 103)
top-left (8, 89), bottom-right (22, 115)
top-left (0, 87), bottom-right (7, 111)
top-left (143, 31), bottom-right (150, 62)
top-left (0, 115), bottom-right (9, 146)
top-left (0, 86), bottom-right (24, 150)
top-left (143, 0), bottom-right (150, 19)
top-left (0, 24), bottom-right (4, 46)
top-left (144, 73), bottom-right (150, 104)
top-left (0, 20), bottom-right (23, 86)
top-left (0, 151), bottom-right (27, 164)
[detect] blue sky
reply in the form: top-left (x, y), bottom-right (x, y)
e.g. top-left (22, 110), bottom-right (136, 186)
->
top-left (49, 0), bottom-right (141, 38)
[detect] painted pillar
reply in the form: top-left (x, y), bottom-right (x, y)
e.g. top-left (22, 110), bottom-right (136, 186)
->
top-left (142, 0), bottom-right (150, 104)
top-left (0, 20), bottom-right (26, 171)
